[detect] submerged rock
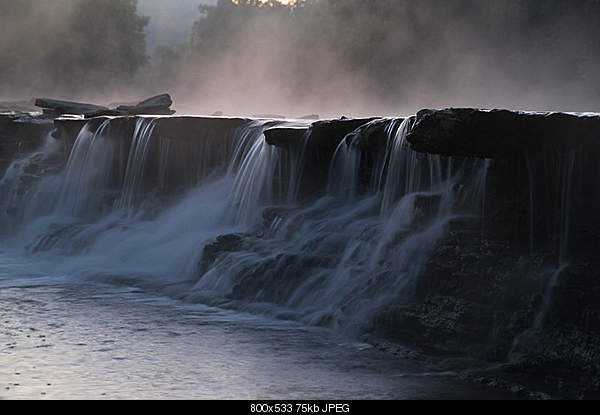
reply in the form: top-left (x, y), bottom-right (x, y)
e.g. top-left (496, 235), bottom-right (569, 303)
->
top-left (199, 234), bottom-right (248, 273)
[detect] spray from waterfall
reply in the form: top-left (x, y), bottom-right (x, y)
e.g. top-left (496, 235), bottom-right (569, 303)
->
top-left (0, 114), bottom-right (493, 336)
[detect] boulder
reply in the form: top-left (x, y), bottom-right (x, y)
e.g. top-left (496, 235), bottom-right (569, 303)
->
top-left (116, 93), bottom-right (175, 115)
top-left (35, 98), bottom-right (109, 116)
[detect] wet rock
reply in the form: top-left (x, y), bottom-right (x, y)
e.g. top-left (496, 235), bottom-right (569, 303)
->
top-left (152, 116), bottom-right (249, 141)
top-left (27, 224), bottom-right (87, 253)
top-left (229, 252), bottom-right (331, 303)
top-left (264, 127), bottom-right (308, 147)
top-left (413, 194), bottom-right (442, 226)
top-left (52, 115), bottom-right (254, 197)
top-left (265, 117), bottom-right (381, 202)
top-left (344, 118), bottom-right (402, 151)
top-left (0, 113), bottom-right (57, 175)
top-left (309, 117), bottom-right (378, 150)
top-left (199, 234), bottom-right (248, 272)
top-left (406, 108), bottom-right (600, 158)
top-left (52, 118), bottom-right (88, 146)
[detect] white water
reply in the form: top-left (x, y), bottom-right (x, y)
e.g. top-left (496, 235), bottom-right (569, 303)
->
top-left (0, 116), bottom-right (515, 399)
top-left (115, 118), bottom-right (157, 212)
top-left (0, 116), bottom-right (490, 338)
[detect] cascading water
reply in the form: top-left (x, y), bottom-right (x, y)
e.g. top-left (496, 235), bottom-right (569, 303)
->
top-left (188, 116), bottom-right (491, 334)
top-left (115, 118), bottom-right (157, 212)
top-left (228, 122), bottom-right (280, 225)
top-left (509, 148), bottom-right (582, 361)
top-left (0, 132), bottom-right (63, 235)
top-left (327, 137), bottom-right (362, 201)
top-left (0, 114), bottom-right (489, 338)
top-left (3, 109), bottom-right (600, 399)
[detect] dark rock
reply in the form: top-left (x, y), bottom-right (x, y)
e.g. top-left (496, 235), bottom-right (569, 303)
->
top-left (263, 117), bottom-right (379, 203)
top-left (407, 108), bottom-right (600, 158)
top-left (35, 98), bottom-right (109, 116)
top-left (83, 109), bottom-right (122, 118)
top-left (199, 234), bottom-right (248, 272)
top-left (264, 127), bottom-right (308, 147)
top-left (413, 194), bottom-right (442, 226)
top-left (116, 93), bottom-right (175, 115)
top-left (309, 117), bottom-right (379, 150)
top-left (52, 115), bottom-right (254, 196)
top-left (344, 118), bottom-right (402, 151)
top-left (52, 118), bottom-right (88, 140)
top-left (52, 117), bottom-right (136, 155)
top-left (0, 113), bottom-right (56, 175)
top-left (265, 118), bottom-right (378, 150)
top-left (152, 116), bottom-right (249, 142)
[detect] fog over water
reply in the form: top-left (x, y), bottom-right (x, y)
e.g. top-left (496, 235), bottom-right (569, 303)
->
top-left (2, 0), bottom-right (600, 117)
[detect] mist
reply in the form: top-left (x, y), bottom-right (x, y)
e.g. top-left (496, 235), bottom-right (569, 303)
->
top-left (138, 0), bottom-right (214, 51)
top-left (2, 0), bottom-right (600, 117)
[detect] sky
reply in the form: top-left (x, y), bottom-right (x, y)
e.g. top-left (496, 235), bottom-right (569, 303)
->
top-left (138, 0), bottom-right (216, 51)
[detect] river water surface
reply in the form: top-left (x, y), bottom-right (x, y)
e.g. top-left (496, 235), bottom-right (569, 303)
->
top-left (0, 250), bottom-right (512, 400)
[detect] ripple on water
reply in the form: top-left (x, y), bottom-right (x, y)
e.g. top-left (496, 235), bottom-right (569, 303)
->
top-left (0, 281), bottom-right (514, 399)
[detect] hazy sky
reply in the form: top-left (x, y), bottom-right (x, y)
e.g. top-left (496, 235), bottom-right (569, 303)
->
top-left (138, 0), bottom-right (216, 51)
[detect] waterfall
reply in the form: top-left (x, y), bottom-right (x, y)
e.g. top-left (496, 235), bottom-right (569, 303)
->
top-left (327, 137), bottom-right (362, 201)
top-left (54, 119), bottom-right (118, 217)
top-left (285, 130), bottom-right (312, 204)
top-left (378, 118), bottom-right (448, 217)
top-left (228, 122), bottom-right (279, 225)
top-left (0, 132), bottom-right (63, 234)
top-left (189, 115), bottom-right (490, 333)
top-left (0, 114), bottom-right (505, 336)
top-left (115, 118), bottom-right (157, 212)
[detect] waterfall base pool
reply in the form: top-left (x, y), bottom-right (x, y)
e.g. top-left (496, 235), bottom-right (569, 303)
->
top-left (0, 260), bottom-right (513, 400)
